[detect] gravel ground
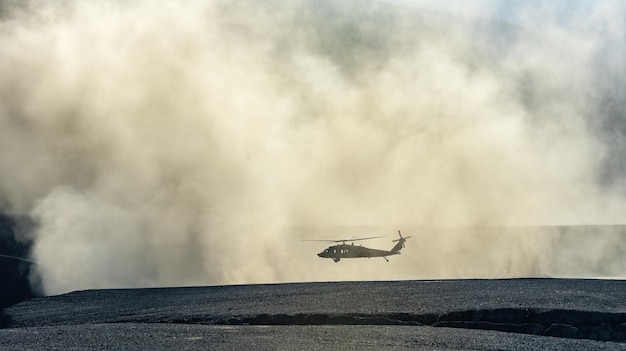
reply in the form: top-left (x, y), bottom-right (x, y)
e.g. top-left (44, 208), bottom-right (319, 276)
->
top-left (2, 279), bottom-right (626, 350)
top-left (2, 324), bottom-right (625, 351)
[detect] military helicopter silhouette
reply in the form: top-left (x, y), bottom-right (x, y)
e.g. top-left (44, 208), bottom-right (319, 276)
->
top-left (305, 230), bottom-right (411, 262)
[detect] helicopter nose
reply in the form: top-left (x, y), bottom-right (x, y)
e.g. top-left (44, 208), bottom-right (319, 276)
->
top-left (317, 252), bottom-right (322, 257)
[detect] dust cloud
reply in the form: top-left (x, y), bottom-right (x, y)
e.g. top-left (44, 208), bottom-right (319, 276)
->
top-left (0, 0), bottom-right (624, 295)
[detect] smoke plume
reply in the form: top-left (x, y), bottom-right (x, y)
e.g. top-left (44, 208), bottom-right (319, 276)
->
top-left (0, 0), bottom-right (624, 294)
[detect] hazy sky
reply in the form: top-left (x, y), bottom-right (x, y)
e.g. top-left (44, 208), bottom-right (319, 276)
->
top-left (0, 0), bottom-right (624, 294)
top-left (387, 0), bottom-right (595, 22)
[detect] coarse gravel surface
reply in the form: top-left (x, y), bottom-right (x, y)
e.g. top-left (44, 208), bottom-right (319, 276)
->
top-left (2, 279), bottom-right (626, 350)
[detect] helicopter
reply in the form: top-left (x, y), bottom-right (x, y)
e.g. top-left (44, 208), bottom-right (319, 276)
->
top-left (306, 230), bottom-right (411, 262)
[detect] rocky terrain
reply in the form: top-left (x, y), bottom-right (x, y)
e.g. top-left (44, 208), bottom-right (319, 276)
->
top-left (2, 279), bottom-right (626, 350)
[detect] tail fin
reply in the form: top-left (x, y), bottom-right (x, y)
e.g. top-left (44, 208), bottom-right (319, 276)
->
top-left (391, 230), bottom-right (411, 253)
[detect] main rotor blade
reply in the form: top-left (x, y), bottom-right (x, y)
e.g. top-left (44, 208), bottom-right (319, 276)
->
top-left (302, 236), bottom-right (385, 243)
top-left (346, 236), bottom-right (385, 242)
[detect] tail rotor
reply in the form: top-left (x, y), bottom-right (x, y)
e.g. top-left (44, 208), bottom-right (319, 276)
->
top-left (392, 230), bottom-right (412, 248)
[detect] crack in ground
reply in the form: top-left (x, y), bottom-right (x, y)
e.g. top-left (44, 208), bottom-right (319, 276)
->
top-left (128, 308), bottom-right (626, 342)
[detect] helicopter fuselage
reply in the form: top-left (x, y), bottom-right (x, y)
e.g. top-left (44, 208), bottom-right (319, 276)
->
top-left (317, 243), bottom-right (400, 262)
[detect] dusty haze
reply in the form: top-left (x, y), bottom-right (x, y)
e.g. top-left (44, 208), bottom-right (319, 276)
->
top-left (0, 0), bottom-right (624, 295)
